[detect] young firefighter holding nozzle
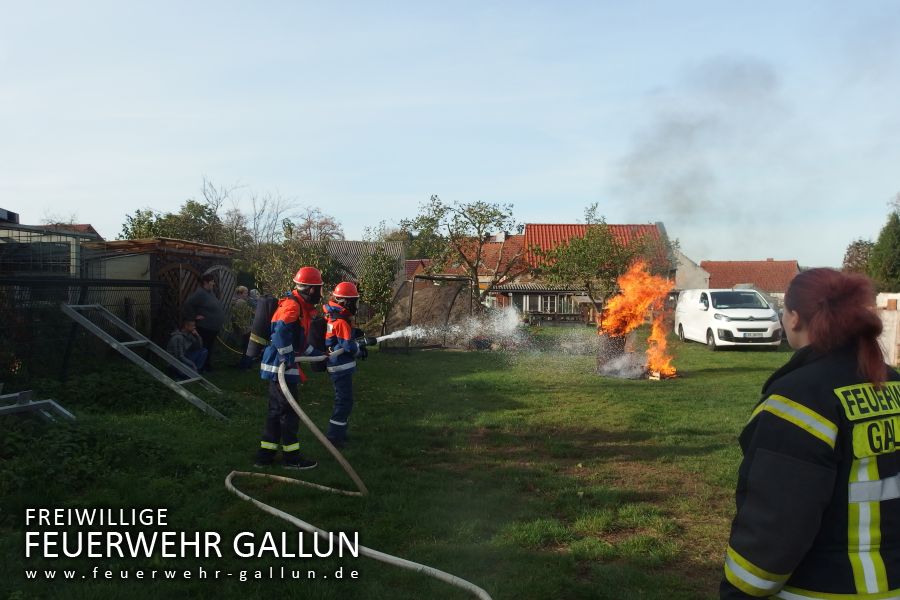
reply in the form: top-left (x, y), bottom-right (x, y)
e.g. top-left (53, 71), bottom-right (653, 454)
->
top-left (322, 281), bottom-right (367, 448)
top-left (254, 266), bottom-right (324, 470)
top-left (721, 268), bottom-right (900, 599)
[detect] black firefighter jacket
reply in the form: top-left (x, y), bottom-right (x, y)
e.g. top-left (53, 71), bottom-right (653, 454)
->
top-left (721, 345), bottom-right (900, 599)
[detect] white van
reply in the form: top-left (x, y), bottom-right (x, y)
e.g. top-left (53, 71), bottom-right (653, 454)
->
top-left (674, 289), bottom-right (782, 349)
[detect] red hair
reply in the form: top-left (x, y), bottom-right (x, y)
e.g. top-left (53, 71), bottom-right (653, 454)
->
top-left (784, 268), bottom-right (886, 386)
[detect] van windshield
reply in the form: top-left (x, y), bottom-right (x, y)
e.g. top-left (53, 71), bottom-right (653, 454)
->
top-left (710, 291), bottom-right (768, 309)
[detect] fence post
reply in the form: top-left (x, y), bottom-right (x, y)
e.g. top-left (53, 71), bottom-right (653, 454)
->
top-left (59, 282), bottom-right (89, 382)
top-left (406, 278), bottom-right (417, 354)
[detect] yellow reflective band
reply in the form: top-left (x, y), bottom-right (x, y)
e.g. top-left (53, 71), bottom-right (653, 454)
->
top-left (835, 382), bottom-right (900, 422)
top-left (250, 333), bottom-right (268, 345)
top-left (282, 443), bottom-right (300, 452)
top-left (259, 441), bottom-right (279, 450)
top-left (848, 457), bottom-right (889, 594)
top-left (852, 416), bottom-right (900, 458)
top-left (750, 394), bottom-right (838, 448)
top-left (724, 546), bottom-right (790, 597)
top-left (778, 586), bottom-right (900, 599)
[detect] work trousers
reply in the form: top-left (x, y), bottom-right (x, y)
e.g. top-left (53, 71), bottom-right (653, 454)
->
top-left (256, 379), bottom-right (301, 462)
top-left (186, 348), bottom-right (208, 371)
top-left (236, 332), bottom-right (253, 369)
top-left (326, 374), bottom-right (354, 443)
top-left (168, 348), bottom-right (208, 380)
top-left (197, 326), bottom-right (218, 370)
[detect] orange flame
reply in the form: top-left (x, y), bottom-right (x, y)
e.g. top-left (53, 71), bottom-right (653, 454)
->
top-left (647, 313), bottom-right (676, 377)
top-left (599, 260), bottom-right (676, 377)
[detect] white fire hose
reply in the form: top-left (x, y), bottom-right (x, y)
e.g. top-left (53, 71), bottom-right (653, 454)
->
top-left (225, 351), bottom-right (493, 600)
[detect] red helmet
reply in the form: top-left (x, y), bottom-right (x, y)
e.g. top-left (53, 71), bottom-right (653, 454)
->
top-left (293, 266), bottom-right (323, 286)
top-left (332, 281), bottom-right (359, 298)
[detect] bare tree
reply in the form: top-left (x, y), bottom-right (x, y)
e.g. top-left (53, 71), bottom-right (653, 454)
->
top-left (363, 220), bottom-right (409, 243)
top-left (248, 192), bottom-right (295, 244)
top-left (200, 177), bottom-right (241, 215)
top-left (286, 207), bottom-right (345, 241)
top-left (40, 210), bottom-right (79, 226)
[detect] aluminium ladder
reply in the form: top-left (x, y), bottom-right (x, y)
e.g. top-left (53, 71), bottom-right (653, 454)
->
top-left (61, 304), bottom-right (226, 420)
top-left (0, 386), bottom-right (76, 422)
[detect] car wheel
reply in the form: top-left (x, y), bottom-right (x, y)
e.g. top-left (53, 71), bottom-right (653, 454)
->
top-left (678, 324), bottom-right (686, 342)
top-left (706, 329), bottom-right (718, 351)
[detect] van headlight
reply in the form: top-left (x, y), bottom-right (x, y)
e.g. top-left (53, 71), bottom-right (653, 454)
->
top-left (768, 314), bottom-right (779, 322)
top-left (714, 313), bottom-right (730, 321)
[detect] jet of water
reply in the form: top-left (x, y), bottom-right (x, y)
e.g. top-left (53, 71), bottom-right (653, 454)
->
top-left (377, 307), bottom-right (528, 348)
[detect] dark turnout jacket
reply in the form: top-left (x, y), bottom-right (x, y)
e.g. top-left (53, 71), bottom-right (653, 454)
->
top-left (183, 287), bottom-right (225, 331)
top-left (721, 345), bottom-right (900, 599)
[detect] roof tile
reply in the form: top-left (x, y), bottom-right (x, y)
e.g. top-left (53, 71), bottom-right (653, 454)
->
top-left (699, 260), bottom-right (800, 293)
top-left (405, 259), bottom-right (431, 279)
top-left (524, 223), bottom-right (663, 264)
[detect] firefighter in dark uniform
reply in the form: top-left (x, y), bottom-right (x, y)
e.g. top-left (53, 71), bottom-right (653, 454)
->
top-left (721, 268), bottom-right (900, 599)
top-left (323, 281), bottom-right (365, 448)
top-left (255, 266), bottom-right (323, 470)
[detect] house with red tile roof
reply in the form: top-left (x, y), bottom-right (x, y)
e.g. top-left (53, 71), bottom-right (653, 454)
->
top-left (405, 258), bottom-right (431, 280)
top-left (499, 222), bottom-right (670, 322)
top-left (480, 232), bottom-right (528, 280)
top-left (404, 222), bottom-right (672, 323)
top-left (406, 232), bottom-right (529, 287)
top-left (524, 223), bottom-right (664, 261)
top-left (699, 259), bottom-right (799, 305)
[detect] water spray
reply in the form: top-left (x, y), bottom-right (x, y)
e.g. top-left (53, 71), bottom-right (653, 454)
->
top-left (292, 334), bottom-right (386, 364)
top-left (226, 347), bottom-right (493, 600)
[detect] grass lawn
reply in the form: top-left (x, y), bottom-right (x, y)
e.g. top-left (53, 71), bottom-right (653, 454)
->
top-left (0, 327), bottom-right (792, 600)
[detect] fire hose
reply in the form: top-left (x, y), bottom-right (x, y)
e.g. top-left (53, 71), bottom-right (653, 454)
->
top-left (224, 344), bottom-right (493, 600)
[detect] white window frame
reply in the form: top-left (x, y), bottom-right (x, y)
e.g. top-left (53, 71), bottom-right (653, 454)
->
top-left (541, 295), bottom-right (557, 313)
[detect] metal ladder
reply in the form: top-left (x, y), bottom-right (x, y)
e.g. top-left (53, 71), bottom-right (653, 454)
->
top-left (61, 304), bottom-right (226, 420)
top-left (0, 386), bottom-right (76, 422)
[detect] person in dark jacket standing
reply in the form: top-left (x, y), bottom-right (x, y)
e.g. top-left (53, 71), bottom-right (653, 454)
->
top-left (721, 268), bottom-right (900, 599)
top-left (323, 281), bottom-right (365, 448)
top-left (183, 274), bottom-right (225, 371)
top-left (255, 266), bottom-right (323, 470)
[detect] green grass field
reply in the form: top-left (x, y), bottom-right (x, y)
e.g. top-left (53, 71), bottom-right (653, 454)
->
top-left (0, 328), bottom-right (792, 600)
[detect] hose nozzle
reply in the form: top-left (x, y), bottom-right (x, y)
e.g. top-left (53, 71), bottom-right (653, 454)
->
top-left (357, 336), bottom-right (379, 347)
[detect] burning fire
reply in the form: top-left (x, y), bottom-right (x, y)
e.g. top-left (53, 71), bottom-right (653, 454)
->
top-left (598, 261), bottom-right (676, 378)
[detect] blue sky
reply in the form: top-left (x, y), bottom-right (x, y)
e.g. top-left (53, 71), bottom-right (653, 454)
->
top-left (2, 1), bottom-right (898, 267)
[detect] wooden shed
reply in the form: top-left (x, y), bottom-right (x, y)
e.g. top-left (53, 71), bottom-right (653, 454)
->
top-left (82, 238), bottom-right (238, 341)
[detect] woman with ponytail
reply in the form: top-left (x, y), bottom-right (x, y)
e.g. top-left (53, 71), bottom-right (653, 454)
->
top-left (721, 269), bottom-right (900, 599)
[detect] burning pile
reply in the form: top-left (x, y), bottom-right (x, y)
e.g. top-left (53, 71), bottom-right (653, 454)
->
top-left (598, 261), bottom-right (676, 379)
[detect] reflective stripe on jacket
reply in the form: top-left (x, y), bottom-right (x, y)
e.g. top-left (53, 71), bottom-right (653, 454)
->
top-left (721, 346), bottom-right (900, 599)
top-left (260, 291), bottom-right (318, 383)
top-left (323, 300), bottom-right (357, 378)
